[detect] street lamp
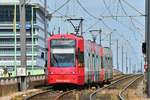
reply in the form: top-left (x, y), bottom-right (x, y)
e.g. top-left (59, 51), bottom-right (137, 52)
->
top-left (31, 6), bottom-right (39, 75)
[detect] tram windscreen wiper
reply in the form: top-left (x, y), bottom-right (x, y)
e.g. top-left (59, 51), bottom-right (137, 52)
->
top-left (51, 54), bottom-right (59, 67)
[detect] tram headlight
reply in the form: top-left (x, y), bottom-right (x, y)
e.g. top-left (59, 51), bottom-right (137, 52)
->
top-left (72, 71), bottom-right (75, 74)
top-left (49, 71), bottom-right (54, 74)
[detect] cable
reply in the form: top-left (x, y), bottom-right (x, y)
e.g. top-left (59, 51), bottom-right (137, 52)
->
top-left (100, 0), bottom-right (114, 16)
top-left (116, 31), bottom-right (141, 62)
top-left (118, 0), bottom-right (144, 30)
top-left (100, 19), bottom-right (112, 31)
top-left (116, 0), bottom-right (120, 20)
top-left (131, 17), bottom-right (144, 27)
top-left (101, 15), bottom-right (144, 18)
top-left (102, 6), bottom-right (144, 39)
top-left (76, 0), bottom-right (144, 44)
top-left (121, 0), bottom-right (144, 15)
top-left (102, 0), bottom-right (114, 18)
top-left (84, 20), bottom-right (100, 32)
top-left (129, 17), bottom-right (144, 36)
top-left (118, 0), bottom-right (128, 16)
top-left (76, 0), bottom-right (99, 19)
top-left (101, 28), bottom-right (141, 63)
top-left (118, 0), bottom-right (144, 42)
top-left (101, 0), bottom-right (143, 36)
top-left (76, 0), bottom-right (144, 39)
top-left (118, 0), bottom-right (142, 42)
top-left (61, 0), bottom-right (142, 66)
top-left (47, 4), bottom-right (73, 19)
top-left (65, 0), bottom-right (69, 17)
top-left (51, 0), bottom-right (71, 14)
top-left (76, 0), bottom-right (114, 32)
top-left (76, 0), bottom-right (143, 49)
top-left (75, 0), bottom-right (116, 33)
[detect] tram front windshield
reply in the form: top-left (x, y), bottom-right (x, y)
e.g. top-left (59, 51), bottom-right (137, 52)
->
top-left (50, 39), bottom-right (75, 67)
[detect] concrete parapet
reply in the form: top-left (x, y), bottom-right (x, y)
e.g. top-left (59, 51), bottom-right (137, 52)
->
top-left (0, 75), bottom-right (46, 97)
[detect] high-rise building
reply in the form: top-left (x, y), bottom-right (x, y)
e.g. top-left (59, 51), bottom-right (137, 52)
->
top-left (0, 1), bottom-right (49, 77)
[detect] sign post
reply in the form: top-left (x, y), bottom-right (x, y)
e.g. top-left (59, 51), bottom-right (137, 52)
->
top-left (19, 0), bottom-right (27, 91)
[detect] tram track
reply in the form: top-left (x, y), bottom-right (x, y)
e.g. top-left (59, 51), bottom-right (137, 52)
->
top-left (51, 74), bottom-right (127, 100)
top-left (25, 89), bottom-right (53, 100)
top-left (24, 86), bottom-right (75, 100)
top-left (119, 75), bottom-right (143, 100)
top-left (25, 73), bottom-right (127, 100)
top-left (54, 89), bottom-right (75, 100)
top-left (89, 74), bottom-right (143, 100)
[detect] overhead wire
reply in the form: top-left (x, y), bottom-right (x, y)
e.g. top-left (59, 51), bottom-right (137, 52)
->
top-left (118, 0), bottom-right (143, 62)
top-left (115, 0), bottom-right (120, 20)
top-left (130, 18), bottom-right (143, 42)
top-left (76, 0), bottom-right (114, 32)
top-left (131, 17), bottom-right (145, 27)
top-left (47, 2), bottom-right (73, 19)
top-left (76, 0), bottom-right (99, 19)
top-left (84, 21), bottom-right (101, 32)
top-left (47, 0), bottom-right (142, 68)
top-left (76, 0), bottom-right (139, 45)
top-left (100, 0), bottom-right (141, 62)
top-left (129, 17), bottom-right (144, 37)
top-left (121, 0), bottom-right (144, 15)
top-left (101, 0), bottom-right (144, 39)
top-left (100, 0), bottom-right (115, 16)
top-left (118, 0), bottom-right (143, 42)
top-left (76, 0), bottom-right (133, 43)
top-left (46, 0), bottom-right (76, 34)
top-left (49, 0), bottom-right (142, 66)
top-left (76, 0), bottom-right (116, 30)
top-left (102, 0), bottom-right (115, 19)
top-left (118, 0), bottom-right (128, 16)
top-left (101, 15), bottom-right (144, 18)
top-left (51, 0), bottom-right (71, 14)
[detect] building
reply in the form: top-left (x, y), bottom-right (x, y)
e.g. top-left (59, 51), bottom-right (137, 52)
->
top-left (0, 1), bottom-right (50, 77)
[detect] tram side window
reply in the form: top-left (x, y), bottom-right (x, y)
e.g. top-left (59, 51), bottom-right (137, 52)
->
top-left (78, 49), bottom-right (84, 66)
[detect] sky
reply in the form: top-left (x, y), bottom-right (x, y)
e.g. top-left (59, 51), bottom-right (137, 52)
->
top-left (33, 0), bottom-right (145, 73)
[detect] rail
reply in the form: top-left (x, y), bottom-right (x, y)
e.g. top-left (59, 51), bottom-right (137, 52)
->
top-left (89, 74), bottom-right (136, 100)
top-left (25, 89), bottom-right (52, 100)
top-left (118, 74), bottom-right (143, 100)
top-left (54, 89), bottom-right (75, 100)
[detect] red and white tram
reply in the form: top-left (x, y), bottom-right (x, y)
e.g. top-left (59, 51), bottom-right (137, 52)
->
top-left (47, 34), bottom-right (113, 85)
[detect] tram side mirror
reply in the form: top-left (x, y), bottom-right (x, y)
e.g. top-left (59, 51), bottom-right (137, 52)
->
top-left (142, 42), bottom-right (146, 54)
top-left (45, 48), bottom-right (48, 51)
top-left (41, 52), bottom-right (44, 58)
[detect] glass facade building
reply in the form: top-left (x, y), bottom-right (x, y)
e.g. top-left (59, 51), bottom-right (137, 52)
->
top-left (0, 3), bottom-right (48, 77)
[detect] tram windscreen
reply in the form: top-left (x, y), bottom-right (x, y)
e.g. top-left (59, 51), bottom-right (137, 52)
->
top-left (50, 39), bottom-right (75, 67)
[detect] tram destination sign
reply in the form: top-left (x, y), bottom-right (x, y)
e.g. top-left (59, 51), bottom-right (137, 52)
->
top-left (51, 39), bottom-right (75, 47)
